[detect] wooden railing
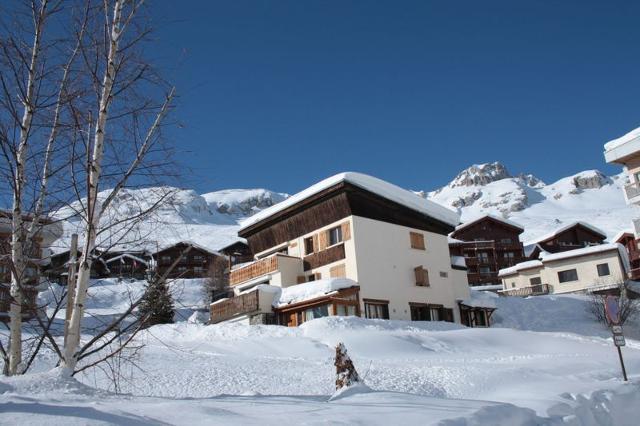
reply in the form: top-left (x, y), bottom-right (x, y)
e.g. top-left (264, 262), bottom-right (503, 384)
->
top-left (229, 256), bottom-right (279, 285)
top-left (210, 290), bottom-right (260, 324)
top-left (303, 243), bottom-right (345, 271)
top-left (500, 283), bottom-right (551, 297)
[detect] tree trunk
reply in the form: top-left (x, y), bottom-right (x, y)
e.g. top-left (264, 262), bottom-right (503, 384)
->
top-left (7, 0), bottom-right (48, 376)
top-left (62, 0), bottom-right (124, 373)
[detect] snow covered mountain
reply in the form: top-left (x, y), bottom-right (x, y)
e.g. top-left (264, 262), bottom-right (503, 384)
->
top-left (428, 162), bottom-right (638, 243)
top-left (52, 187), bottom-right (288, 254)
top-left (52, 162), bottom-right (638, 254)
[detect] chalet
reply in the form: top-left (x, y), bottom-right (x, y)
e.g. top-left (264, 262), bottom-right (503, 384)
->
top-left (499, 243), bottom-right (628, 296)
top-left (448, 215), bottom-right (525, 286)
top-left (613, 231), bottom-right (640, 280)
top-left (0, 211), bottom-right (61, 320)
top-left (211, 172), bottom-right (494, 328)
top-left (153, 241), bottom-right (226, 279)
top-left (524, 222), bottom-right (606, 260)
top-left (218, 240), bottom-right (253, 267)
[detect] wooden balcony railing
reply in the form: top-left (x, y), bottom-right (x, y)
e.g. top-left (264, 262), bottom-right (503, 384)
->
top-left (229, 256), bottom-right (279, 286)
top-left (210, 290), bottom-right (260, 324)
top-left (303, 243), bottom-right (345, 271)
top-left (500, 283), bottom-right (551, 297)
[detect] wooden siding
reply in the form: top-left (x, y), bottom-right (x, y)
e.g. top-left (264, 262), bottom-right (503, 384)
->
top-left (230, 256), bottom-right (279, 285)
top-left (210, 290), bottom-right (260, 324)
top-left (303, 243), bottom-right (346, 271)
top-left (240, 182), bottom-right (454, 254)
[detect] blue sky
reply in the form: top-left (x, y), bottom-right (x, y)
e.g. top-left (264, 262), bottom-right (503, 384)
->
top-left (150, 1), bottom-right (640, 194)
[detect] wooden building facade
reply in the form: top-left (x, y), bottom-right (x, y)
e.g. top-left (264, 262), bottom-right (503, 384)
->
top-left (153, 242), bottom-right (226, 279)
top-left (449, 215), bottom-right (525, 286)
top-left (614, 231), bottom-right (640, 280)
top-left (526, 222), bottom-right (606, 260)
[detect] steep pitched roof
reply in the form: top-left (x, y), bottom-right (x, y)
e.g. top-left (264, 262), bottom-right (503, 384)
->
top-left (239, 172), bottom-right (459, 232)
top-left (453, 214), bottom-right (524, 235)
top-left (524, 221), bottom-right (606, 246)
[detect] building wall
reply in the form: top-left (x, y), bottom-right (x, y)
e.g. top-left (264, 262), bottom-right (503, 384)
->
top-left (350, 215), bottom-right (469, 322)
top-left (501, 250), bottom-right (625, 294)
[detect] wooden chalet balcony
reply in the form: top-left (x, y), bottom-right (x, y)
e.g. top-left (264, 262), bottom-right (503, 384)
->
top-left (230, 256), bottom-right (279, 285)
top-left (630, 267), bottom-right (640, 281)
top-left (501, 284), bottom-right (551, 297)
top-left (210, 290), bottom-right (260, 324)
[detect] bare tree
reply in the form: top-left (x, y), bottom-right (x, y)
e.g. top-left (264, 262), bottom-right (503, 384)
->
top-left (203, 256), bottom-right (230, 304)
top-left (587, 280), bottom-right (639, 326)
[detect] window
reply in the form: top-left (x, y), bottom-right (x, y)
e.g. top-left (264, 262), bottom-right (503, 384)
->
top-left (161, 255), bottom-right (171, 263)
top-left (364, 301), bottom-right (389, 319)
top-left (328, 226), bottom-right (343, 246)
top-left (410, 304), bottom-right (430, 321)
top-left (304, 305), bottom-right (329, 321)
top-left (529, 277), bottom-right (542, 285)
top-left (194, 266), bottom-right (204, 273)
top-left (478, 252), bottom-right (489, 263)
top-left (410, 232), bottom-right (425, 250)
top-left (193, 255), bottom-right (204, 262)
top-left (500, 238), bottom-right (512, 244)
top-left (635, 171), bottom-right (640, 184)
top-left (558, 269), bottom-right (578, 283)
top-left (597, 263), bottom-right (610, 277)
top-left (439, 271), bottom-right (448, 278)
top-left (503, 252), bottom-right (515, 259)
top-left (304, 237), bottom-right (314, 255)
top-left (511, 282), bottom-right (516, 288)
top-left (414, 266), bottom-right (430, 286)
top-left (335, 304), bottom-right (357, 317)
top-left (479, 266), bottom-right (491, 274)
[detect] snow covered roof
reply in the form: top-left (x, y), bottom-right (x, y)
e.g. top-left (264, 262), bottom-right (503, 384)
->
top-left (540, 243), bottom-right (628, 272)
top-left (610, 230), bottom-right (634, 244)
top-left (459, 298), bottom-right (496, 310)
top-left (470, 284), bottom-right (504, 291)
top-left (604, 126), bottom-right (640, 164)
top-left (524, 222), bottom-right (606, 246)
top-left (500, 243), bottom-right (630, 278)
top-left (266, 278), bottom-right (359, 308)
top-left (154, 240), bottom-right (225, 257)
top-left (523, 244), bottom-right (544, 258)
top-left (104, 253), bottom-right (149, 265)
top-left (498, 260), bottom-right (543, 277)
top-left (454, 214), bottom-right (524, 233)
top-left (239, 172), bottom-right (459, 231)
top-left (451, 255), bottom-right (467, 268)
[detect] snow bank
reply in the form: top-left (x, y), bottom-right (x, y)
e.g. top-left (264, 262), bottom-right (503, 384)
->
top-left (240, 172), bottom-right (460, 230)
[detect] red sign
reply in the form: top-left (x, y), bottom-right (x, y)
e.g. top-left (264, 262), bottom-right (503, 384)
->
top-left (605, 296), bottom-right (621, 325)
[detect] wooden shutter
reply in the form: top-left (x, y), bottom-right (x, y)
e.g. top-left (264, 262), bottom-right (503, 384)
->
top-left (315, 272), bottom-right (322, 280)
top-left (312, 234), bottom-right (319, 253)
top-left (414, 266), bottom-right (425, 286)
top-left (297, 275), bottom-right (306, 284)
top-left (318, 230), bottom-right (328, 251)
top-left (330, 264), bottom-right (346, 278)
top-left (410, 232), bottom-right (425, 250)
top-left (424, 268), bottom-right (430, 286)
top-left (341, 222), bottom-right (351, 241)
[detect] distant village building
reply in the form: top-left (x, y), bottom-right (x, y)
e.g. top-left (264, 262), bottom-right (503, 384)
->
top-left (448, 215), bottom-right (525, 286)
top-left (0, 211), bottom-right (60, 320)
top-left (218, 240), bottom-right (253, 267)
top-left (152, 242), bottom-right (226, 279)
top-left (211, 172), bottom-right (494, 328)
top-left (499, 243), bottom-right (628, 296)
top-left (524, 222), bottom-right (606, 260)
top-left (613, 231), bottom-right (640, 280)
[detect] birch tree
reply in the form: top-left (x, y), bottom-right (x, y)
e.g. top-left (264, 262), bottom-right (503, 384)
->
top-left (60, 0), bottom-right (175, 373)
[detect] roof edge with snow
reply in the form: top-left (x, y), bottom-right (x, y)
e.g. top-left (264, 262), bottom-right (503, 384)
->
top-left (238, 172), bottom-right (459, 233)
top-left (453, 214), bottom-right (524, 234)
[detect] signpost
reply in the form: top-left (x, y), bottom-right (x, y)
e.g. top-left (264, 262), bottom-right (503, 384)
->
top-left (604, 296), bottom-right (628, 382)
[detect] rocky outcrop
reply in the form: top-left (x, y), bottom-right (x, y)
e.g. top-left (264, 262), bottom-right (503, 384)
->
top-left (449, 162), bottom-right (512, 187)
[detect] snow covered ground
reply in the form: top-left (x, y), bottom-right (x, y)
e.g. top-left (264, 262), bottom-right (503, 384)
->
top-left (2, 279), bottom-right (640, 425)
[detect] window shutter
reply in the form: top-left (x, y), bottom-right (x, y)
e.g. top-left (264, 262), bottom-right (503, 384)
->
top-left (296, 275), bottom-right (306, 284)
top-left (315, 272), bottom-right (322, 280)
top-left (312, 234), bottom-right (319, 252)
top-left (341, 222), bottom-right (351, 241)
top-left (424, 268), bottom-right (430, 286)
top-left (318, 231), bottom-right (328, 251)
top-left (330, 264), bottom-right (346, 278)
top-left (410, 232), bottom-right (425, 250)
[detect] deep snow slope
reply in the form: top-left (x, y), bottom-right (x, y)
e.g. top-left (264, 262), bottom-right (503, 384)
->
top-left (428, 162), bottom-right (638, 242)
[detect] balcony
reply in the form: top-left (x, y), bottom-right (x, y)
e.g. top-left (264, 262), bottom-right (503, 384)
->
top-left (500, 283), bottom-right (551, 297)
top-left (210, 290), bottom-right (260, 324)
top-left (625, 182), bottom-right (640, 204)
top-left (229, 253), bottom-right (303, 286)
